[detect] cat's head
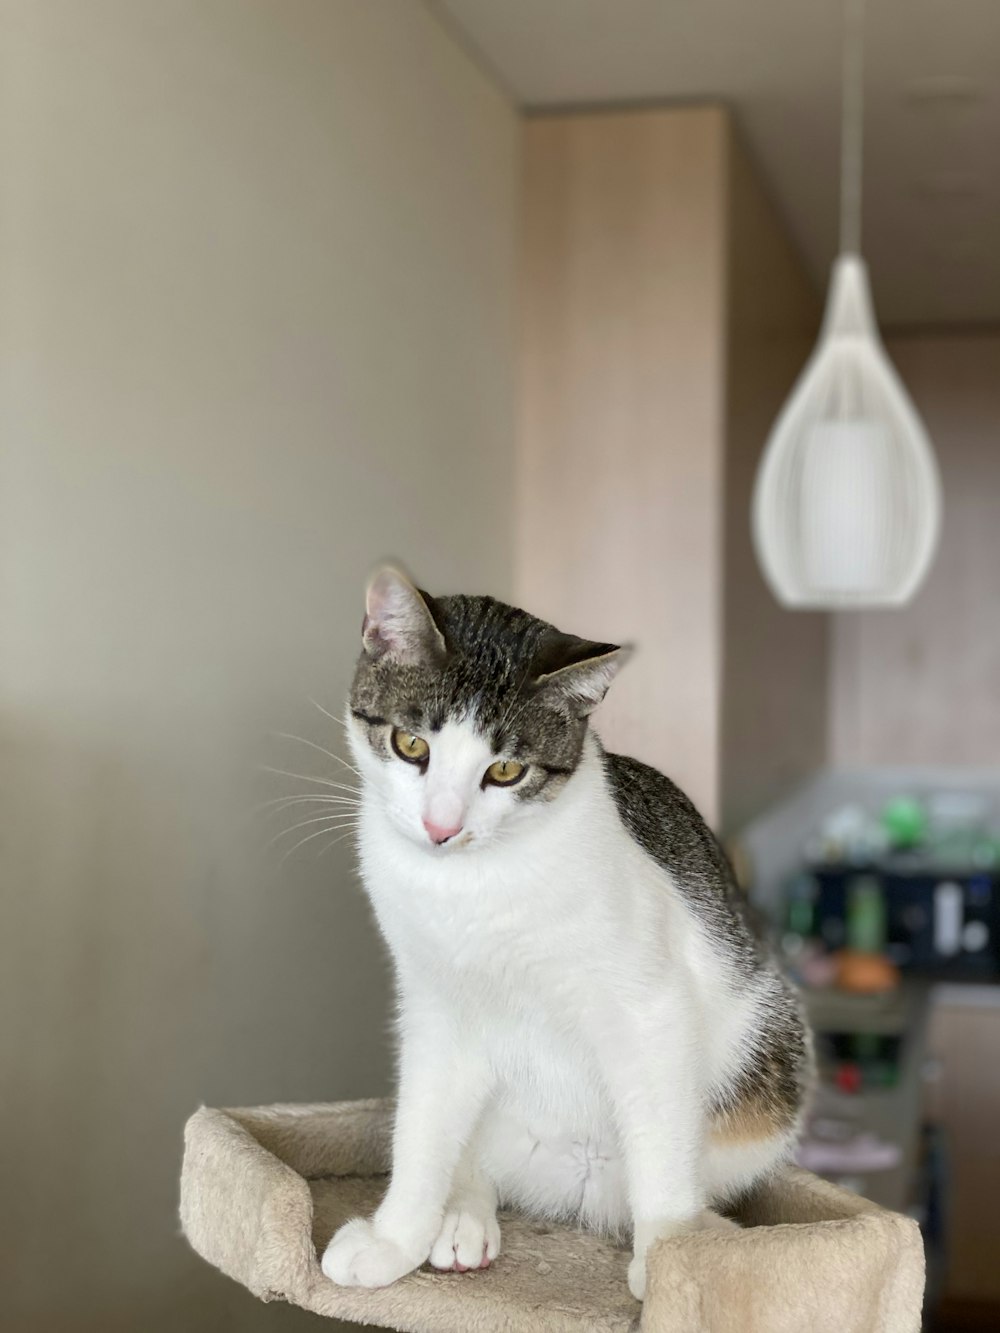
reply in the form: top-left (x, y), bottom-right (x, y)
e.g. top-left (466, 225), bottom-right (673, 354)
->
top-left (348, 565), bottom-right (630, 852)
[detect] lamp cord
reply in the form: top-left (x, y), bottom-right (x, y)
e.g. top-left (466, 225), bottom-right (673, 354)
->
top-left (839, 0), bottom-right (867, 255)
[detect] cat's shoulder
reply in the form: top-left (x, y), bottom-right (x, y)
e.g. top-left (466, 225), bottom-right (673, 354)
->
top-left (601, 749), bottom-right (704, 830)
top-left (599, 747), bottom-right (732, 883)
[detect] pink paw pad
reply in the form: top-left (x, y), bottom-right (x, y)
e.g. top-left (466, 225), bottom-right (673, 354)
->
top-left (451, 1242), bottom-right (491, 1272)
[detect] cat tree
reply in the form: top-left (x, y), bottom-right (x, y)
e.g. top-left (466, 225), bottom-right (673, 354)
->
top-left (181, 1098), bottom-right (924, 1333)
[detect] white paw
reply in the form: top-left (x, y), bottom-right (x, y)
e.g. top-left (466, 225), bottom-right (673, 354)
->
top-left (627, 1251), bottom-right (648, 1302)
top-left (429, 1205), bottom-right (501, 1272)
top-left (321, 1217), bottom-right (422, 1288)
top-left (629, 1217), bottom-right (701, 1301)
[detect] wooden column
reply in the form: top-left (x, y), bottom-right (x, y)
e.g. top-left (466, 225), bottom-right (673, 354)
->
top-left (518, 104), bottom-right (826, 830)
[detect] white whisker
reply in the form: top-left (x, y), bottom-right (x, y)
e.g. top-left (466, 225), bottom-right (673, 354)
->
top-left (309, 697), bottom-right (350, 733)
top-left (255, 794), bottom-right (361, 818)
top-left (259, 765), bottom-right (360, 796)
top-left (280, 819), bottom-right (360, 864)
top-left (315, 827), bottom-right (361, 860)
top-left (266, 812), bottom-right (360, 850)
top-left (276, 729), bottom-right (361, 778)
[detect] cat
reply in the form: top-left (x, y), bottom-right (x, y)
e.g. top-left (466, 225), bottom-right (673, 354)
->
top-left (321, 564), bottom-right (812, 1301)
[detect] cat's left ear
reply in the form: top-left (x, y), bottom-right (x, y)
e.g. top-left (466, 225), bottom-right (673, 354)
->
top-left (532, 638), bottom-right (632, 718)
top-left (362, 563), bottom-right (447, 665)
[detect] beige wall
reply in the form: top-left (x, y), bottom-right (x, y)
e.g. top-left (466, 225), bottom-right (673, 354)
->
top-left (830, 333), bottom-right (1000, 767)
top-left (517, 105), bottom-right (826, 829)
top-left (719, 127), bottom-right (827, 832)
top-left (0, 3), bottom-right (517, 1329)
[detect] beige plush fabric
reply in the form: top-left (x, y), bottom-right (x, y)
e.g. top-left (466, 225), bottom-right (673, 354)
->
top-left (180, 1100), bottom-right (924, 1332)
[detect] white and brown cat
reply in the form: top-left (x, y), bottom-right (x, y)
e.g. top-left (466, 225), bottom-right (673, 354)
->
top-left (322, 566), bottom-right (811, 1300)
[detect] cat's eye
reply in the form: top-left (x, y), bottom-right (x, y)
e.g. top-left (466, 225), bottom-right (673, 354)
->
top-left (484, 758), bottom-right (525, 787)
top-left (391, 729), bottom-right (429, 765)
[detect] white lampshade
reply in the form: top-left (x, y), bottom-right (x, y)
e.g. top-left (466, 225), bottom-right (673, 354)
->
top-left (752, 254), bottom-right (942, 608)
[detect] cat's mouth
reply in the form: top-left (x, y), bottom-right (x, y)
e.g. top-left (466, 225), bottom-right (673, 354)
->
top-left (427, 830), bottom-right (474, 852)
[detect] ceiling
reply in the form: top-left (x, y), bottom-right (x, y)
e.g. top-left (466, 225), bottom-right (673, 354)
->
top-left (435, 0), bottom-right (1000, 327)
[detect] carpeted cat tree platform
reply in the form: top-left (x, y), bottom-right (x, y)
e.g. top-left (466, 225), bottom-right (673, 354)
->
top-left (180, 1099), bottom-right (924, 1333)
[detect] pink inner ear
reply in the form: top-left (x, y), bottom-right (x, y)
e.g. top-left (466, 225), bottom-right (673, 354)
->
top-left (363, 571), bottom-right (410, 651)
top-left (362, 612), bottom-right (393, 656)
top-left (363, 568), bottom-right (441, 662)
top-left (363, 607), bottom-right (405, 658)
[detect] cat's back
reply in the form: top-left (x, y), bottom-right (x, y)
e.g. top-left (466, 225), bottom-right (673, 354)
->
top-left (601, 749), bottom-right (763, 972)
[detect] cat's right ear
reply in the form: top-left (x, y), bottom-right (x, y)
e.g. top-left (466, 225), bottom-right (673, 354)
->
top-left (362, 564), bottom-right (447, 665)
top-left (532, 639), bottom-right (632, 718)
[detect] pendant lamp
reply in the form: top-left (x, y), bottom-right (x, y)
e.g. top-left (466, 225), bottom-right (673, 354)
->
top-left (752, 0), bottom-right (942, 608)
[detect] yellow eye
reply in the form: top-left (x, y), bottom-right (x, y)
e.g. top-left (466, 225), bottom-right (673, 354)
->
top-left (391, 729), bottom-right (430, 764)
top-left (485, 759), bottom-right (525, 787)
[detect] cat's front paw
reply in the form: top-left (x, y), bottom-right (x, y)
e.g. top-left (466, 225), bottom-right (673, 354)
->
top-left (429, 1204), bottom-right (501, 1272)
top-left (321, 1217), bottom-right (423, 1288)
top-left (627, 1251), bottom-right (648, 1302)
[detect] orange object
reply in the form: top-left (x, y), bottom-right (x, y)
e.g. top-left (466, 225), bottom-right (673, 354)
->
top-left (835, 949), bottom-right (901, 994)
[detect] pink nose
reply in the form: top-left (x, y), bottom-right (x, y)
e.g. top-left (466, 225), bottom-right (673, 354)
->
top-left (423, 818), bottom-right (463, 845)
